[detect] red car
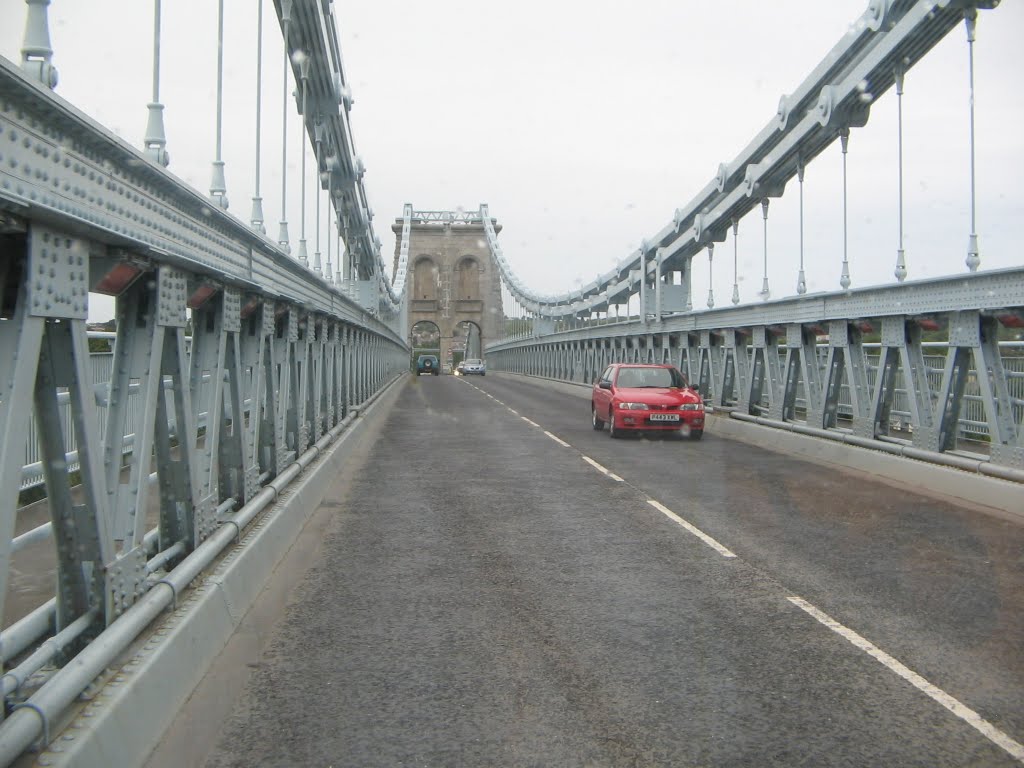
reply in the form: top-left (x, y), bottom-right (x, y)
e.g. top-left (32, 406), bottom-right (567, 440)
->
top-left (591, 364), bottom-right (705, 440)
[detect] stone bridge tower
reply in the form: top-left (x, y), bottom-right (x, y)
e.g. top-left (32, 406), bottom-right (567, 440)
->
top-left (392, 207), bottom-right (504, 367)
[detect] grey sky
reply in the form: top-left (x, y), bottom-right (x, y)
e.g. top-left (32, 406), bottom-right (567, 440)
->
top-left (1, 1), bottom-right (1021, 313)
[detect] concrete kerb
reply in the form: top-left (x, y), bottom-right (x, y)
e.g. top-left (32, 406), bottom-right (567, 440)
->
top-left (494, 372), bottom-right (1024, 521)
top-left (37, 374), bottom-right (409, 768)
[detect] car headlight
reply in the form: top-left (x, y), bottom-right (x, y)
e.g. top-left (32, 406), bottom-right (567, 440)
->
top-left (618, 402), bottom-right (650, 410)
top-left (679, 403), bottom-right (704, 411)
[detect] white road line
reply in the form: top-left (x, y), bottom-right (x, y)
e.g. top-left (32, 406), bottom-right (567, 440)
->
top-left (544, 431), bottom-right (570, 447)
top-left (646, 500), bottom-right (736, 558)
top-left (521, 417), bottom-right (539, 427)
top-left (581, 455), bottom-right (624, 482)
top-left (508, 408), bottom-right (519, 415)
top-left (787, 596), bottom-right (1024, 763)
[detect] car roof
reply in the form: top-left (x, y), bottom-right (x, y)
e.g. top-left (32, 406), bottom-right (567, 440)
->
top-left (611, 363), bottom-right (672, 368)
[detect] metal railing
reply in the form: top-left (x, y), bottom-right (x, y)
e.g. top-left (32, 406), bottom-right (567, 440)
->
top-left (487, 275), bottom-right (1024, 476)
top-left (757, 342), bottom-right (1024, 448)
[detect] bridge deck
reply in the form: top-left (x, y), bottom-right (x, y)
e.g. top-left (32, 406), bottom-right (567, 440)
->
top-left (158, 374), bottom-right (1023, 767)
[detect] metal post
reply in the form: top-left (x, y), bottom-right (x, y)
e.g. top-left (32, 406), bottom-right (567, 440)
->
top-left (144, 0), bottom-right (169, 166)
top-left (297, 52), bottom-right (310, 267)
top-left (278, 0), bottom-right (293, 252)
top-left (706, 244), bottom-right (715, 309)
top-left (209, 0), bottom-right (229, 209)
top-left (314, 123), bottom-right (323, 276)
top-left (250, 0), bottom-right (265, 231)
top-left (731, 219), bottom-right (740, 305)
top-left (759, 199), bottom-right (770, 300)
top-left (964, 10), bottom-right (981, 272)
top-left (894, 69), bottom-right (907, 281)
top-left (325, 195), bottom-right (333, 284)
top-left (797, 161), bottom-right (807, 294)
top-left (839, 128), bottom-right (851, 289)
top-left (20, 0), bottom-right (58, 88)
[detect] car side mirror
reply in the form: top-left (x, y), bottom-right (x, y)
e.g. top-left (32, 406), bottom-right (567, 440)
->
top-left (599, 381), bottom-right (612, 390)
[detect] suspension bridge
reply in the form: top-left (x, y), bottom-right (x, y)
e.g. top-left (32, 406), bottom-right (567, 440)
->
top-left (1, 1), bottom-right (1022, 765)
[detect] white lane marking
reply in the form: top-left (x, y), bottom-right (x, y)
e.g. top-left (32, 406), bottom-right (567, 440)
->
top-left (521, 417), bottom-right (539, 427)
top-left (508, 408), bottom-right (519, 415)
top-left (544, 431), bottom-right (570, 447)
top-left (646, 500), bottom-right (736, 558)
top-left (787, 596), bottom-right (1024, 763)
top-left (581, 455), bottom-right (624, 482)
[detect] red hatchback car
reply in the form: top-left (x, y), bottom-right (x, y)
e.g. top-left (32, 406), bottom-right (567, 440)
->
top-left (591, 364), bottom-right (705, 440)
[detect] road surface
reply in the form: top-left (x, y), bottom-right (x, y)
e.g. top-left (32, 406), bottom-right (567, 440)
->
top-left (167, 373), bottom-right (1023, 767)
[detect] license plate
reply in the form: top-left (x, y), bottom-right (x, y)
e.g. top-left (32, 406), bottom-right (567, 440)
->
top-left (649, 413), bottom-right (680, 422)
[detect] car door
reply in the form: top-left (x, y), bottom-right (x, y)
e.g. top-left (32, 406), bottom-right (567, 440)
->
top-left (593, 366), bottom-right (615, 412)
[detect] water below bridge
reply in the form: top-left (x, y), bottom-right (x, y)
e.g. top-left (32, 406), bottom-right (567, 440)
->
top-left (150, 374), bottom-right (1024, 767)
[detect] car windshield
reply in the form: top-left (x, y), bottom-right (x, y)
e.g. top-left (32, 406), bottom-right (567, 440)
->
top-left (465, 359), bottom-right (482, 365)
top-left (615, 367), bottom-right (685, 389)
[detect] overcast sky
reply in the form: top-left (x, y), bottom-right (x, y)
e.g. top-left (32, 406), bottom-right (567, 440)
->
top-left (2, 1), bottom-right (1021, 315)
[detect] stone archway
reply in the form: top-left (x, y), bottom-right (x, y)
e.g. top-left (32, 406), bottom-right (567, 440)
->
top-left (393, 210), bottom-right (503, 371)
top-left (410, 320), bottom-right (441, 369)
top-left (452, 320), bottom-right (483, 366)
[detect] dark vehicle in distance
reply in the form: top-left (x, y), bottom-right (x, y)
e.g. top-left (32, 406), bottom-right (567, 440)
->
top-left (416, 354), bottom-right (440, 375)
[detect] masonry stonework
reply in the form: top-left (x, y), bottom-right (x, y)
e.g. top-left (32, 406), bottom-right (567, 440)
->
top-left (392, 217), bottom-right (504, 368)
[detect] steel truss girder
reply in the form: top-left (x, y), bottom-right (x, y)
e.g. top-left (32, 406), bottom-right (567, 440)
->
top-left (0, 58), bottom-right (404, 341)
top-left (748, 326), bottom-right (785, 420)
top-left (933, 312), bottom-right (1023, 467)
top-left (871, 317), bottom-right (935, 444)
top-left (492, 270), bottom-right (1024, 348)
top-left (189, 287), bottom-right (250, 542)
top-left (823, 321), bottom-right (872, 437)
top-left (239, 300), bottom-right (273, 502)
top-left (0, 196), bottom-right (409, 760)
top-left (3, 222), bottom-right (406, 625)
top-left (487, 292), bottom-right (1024, 469)
top-left (1, 231), bottom-right (115, 637)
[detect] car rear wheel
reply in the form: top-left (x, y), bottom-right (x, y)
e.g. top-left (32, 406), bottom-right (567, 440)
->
top-left (591, 404), bottom-right (604, 430)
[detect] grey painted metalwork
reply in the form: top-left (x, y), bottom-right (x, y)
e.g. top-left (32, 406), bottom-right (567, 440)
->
top-left (487, 270), bottom-right (1024, 474)
top-left (482, 0), bottom-right (1004, 320)
top-left (0, 1), bottom-right (412, 761)
top-left (0, 0), bottom-right (1020, 764)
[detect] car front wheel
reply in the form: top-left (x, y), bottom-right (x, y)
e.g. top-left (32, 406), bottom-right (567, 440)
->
top-left (591, 404), bottom-right (604, 430)
top-left (608, 409), bottom-right (620, 439)
top-left (689, 429), bottom-right (703, 441)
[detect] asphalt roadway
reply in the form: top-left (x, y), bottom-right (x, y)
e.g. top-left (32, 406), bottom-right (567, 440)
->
top-left (190, 373), bottom-right (1023, 767)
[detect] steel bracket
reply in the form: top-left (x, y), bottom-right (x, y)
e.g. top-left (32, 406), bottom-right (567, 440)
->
top-left (194, 496), bottom-right (218, 545)
top-left (157, 268), bottom-right (188, 328)
top-left (27, 224), bottom-right (89, 319)
top-left (108, 547), bottom-right (147, 621)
